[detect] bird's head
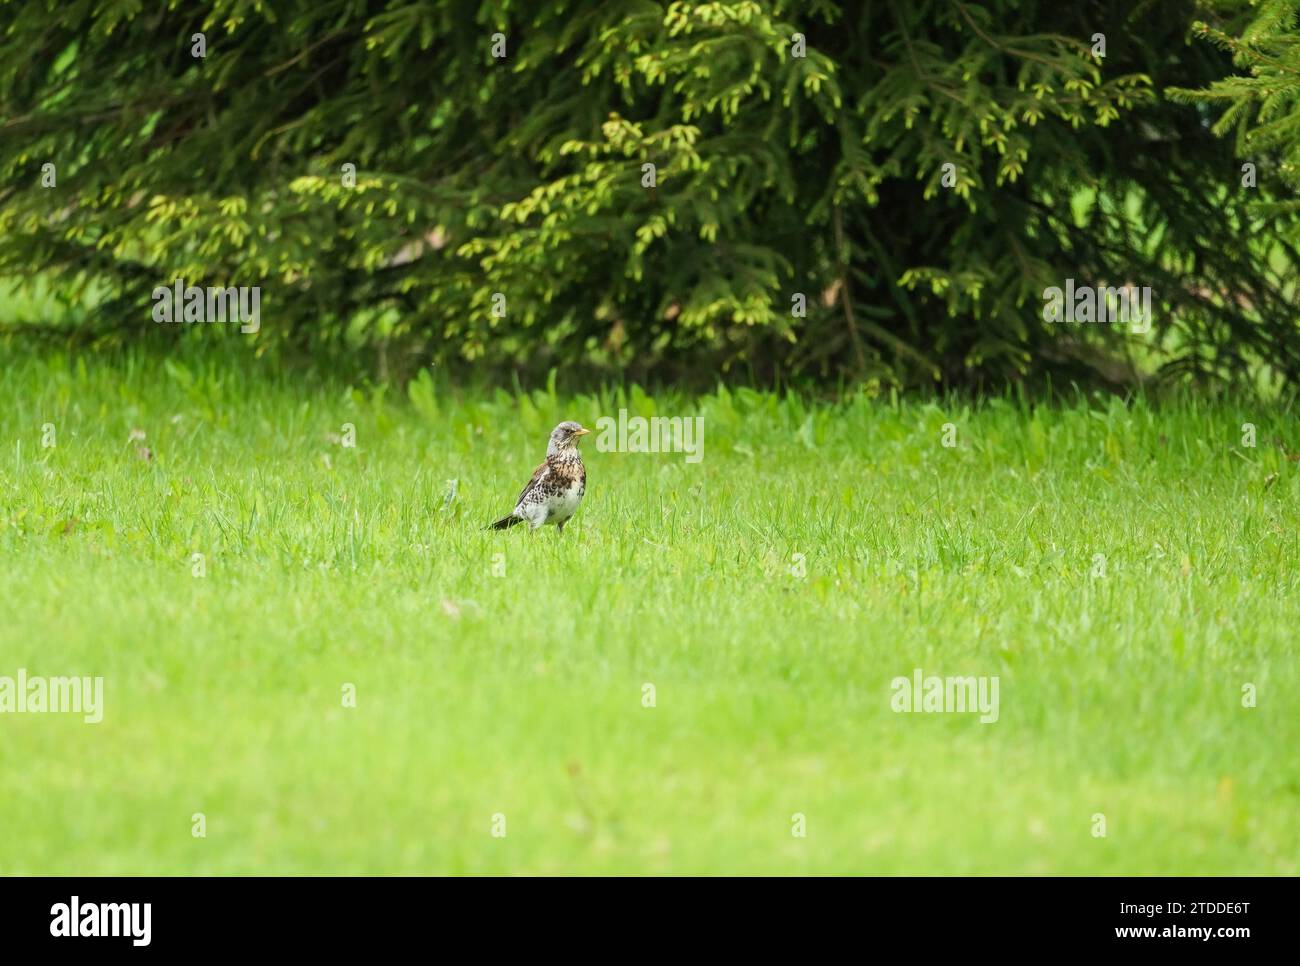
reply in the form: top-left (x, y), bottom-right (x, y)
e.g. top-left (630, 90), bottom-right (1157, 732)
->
top-left (548, 420), bottom-right (590, 455)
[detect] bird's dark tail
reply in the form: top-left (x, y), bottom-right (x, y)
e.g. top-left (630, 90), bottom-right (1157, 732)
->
top-left (489, 514), bottom-right (523, 531)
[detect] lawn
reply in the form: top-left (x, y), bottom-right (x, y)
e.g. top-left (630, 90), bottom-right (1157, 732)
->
top-left (0, 348), bottom-right (1297, 874)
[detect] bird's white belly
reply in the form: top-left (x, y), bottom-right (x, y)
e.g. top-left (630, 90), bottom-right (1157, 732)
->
top-left (517, 478), bottom-right (584, 528)
top-left (545, 480), bottom-right (584, 522)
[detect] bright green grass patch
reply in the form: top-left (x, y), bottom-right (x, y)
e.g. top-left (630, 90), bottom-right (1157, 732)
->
top-left (0, 350), bottom-right (1297, 874)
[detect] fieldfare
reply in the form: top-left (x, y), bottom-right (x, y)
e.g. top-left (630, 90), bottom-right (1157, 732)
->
top-left (489, 421), bottom-right (589, 532)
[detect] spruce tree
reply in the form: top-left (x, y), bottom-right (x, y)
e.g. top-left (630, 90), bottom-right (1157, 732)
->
top-left (1, 2), bottom-right (1296, 388)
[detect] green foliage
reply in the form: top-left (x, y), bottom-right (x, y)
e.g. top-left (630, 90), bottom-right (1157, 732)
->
top-left (1173, 1), bottom-right (1300, 226)
top-left (0, 1), bottom-right (1297, 388)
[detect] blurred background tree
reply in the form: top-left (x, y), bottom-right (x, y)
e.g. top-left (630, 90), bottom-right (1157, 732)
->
top-left (1, 0), bottom-right (1297, 390)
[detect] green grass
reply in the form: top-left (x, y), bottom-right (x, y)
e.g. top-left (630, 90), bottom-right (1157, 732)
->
top-left (1, 348), bottom-right (1297, 874)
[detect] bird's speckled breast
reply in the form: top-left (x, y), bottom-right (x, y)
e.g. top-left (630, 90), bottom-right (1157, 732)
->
top-left (540, 455), bottom-right (584, 521)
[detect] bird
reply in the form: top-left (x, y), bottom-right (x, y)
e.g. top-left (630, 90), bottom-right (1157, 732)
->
top-left (489, 421), bottom-right (590, 532)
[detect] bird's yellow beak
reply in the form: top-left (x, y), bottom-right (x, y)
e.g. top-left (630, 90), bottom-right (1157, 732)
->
top-left (574, 427), bottom-right (590, 436)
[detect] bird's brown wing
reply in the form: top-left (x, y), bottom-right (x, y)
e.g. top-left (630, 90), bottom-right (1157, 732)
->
top-left (514, 460), bottom-right (550, 508)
